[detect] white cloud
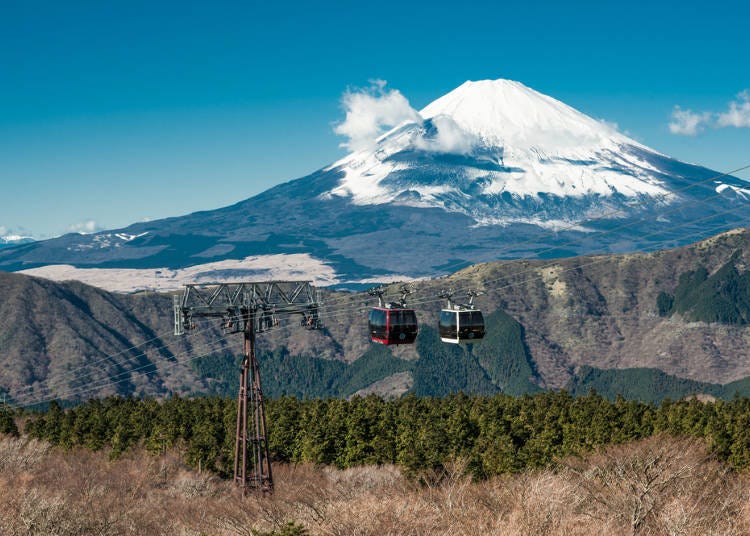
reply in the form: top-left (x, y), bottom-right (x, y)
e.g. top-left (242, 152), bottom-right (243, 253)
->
top-left (334, 80), bottom-right (422, 151)
top-left (334, 81), bottom-right (483, 156)
top-left (597, 119), bottom-right (621, 133)
top-left (717, 90), bottom-right (750, 128)
top-left (67, 220), bottom-right (102, 234)
top-left (669, 90), bottom-right (750, 135)
top-left (596, 118), bottom-right (639, 140)
top-left (414, 115), bottom-right (481, 154)
top-left (0, 225), bottom-right (34, 240)
top-left (668, 106), bottom-right (711, 136)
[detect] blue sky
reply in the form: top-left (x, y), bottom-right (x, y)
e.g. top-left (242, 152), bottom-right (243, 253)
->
top-left (1, 0), bottom-right (748, 238)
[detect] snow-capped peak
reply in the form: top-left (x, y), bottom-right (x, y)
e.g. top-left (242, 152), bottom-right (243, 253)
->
top-left (420, 79), bottom-right (635, 153)
top-left (324, 78), bottom-right (672, 220)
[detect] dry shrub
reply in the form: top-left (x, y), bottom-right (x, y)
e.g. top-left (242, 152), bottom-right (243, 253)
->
top-left (495, 472), bottom-right (572, 535)
top-left (1, 434), bottom-right (749, 535)
top-left (562, 435), bottom-right (750, 535)
top-left (0, 436), bottom-right (50, 474)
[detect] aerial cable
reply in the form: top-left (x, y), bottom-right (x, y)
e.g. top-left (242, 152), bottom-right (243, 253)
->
top-left (16, 344), bottom-right (222, 409)
top-left (175, 200), bottom-right (750, 329)
top-left (316, 205), bottom-right (750, 324)
top-left (9, 324), bottom-right (209, 397)
top-left (13, 333), bottom-right (233, 407)
top-left (15, 333), bottom-right (235, 408)
top-left (272, 203), bottom-right (750, 328)
top-left (13, 164), bottom-right (750, 404)
top-left (312, 162), bottom-right (750, 311)
top-left (315, 203), bottom-right (750, 322)
top-left (377, 204), bottom-right (750, 312)
top-left (316, 214), bottom-right (750, 336)
top-left (9, 321), bottom-right (223, 398)
top-left (410, 196), bottom-right (750, 306)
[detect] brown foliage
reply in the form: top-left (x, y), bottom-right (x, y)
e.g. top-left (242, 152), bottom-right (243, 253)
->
top-left (0, 434), bottom-right (749, 535)
top-left (562, 435), bottom-right (748, 535)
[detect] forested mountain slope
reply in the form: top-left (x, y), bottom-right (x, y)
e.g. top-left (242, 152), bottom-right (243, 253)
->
top-left (1, 228), bottom-right (750, 405)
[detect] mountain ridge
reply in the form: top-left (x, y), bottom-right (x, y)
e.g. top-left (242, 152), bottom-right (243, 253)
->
top-left (2, 227), bottom-right (750, 406)
top-left (2, 79), bottom-right (749, 291)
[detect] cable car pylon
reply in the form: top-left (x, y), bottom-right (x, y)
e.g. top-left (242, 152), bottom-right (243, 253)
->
top-left (174, 281), bottom-right (322, 495)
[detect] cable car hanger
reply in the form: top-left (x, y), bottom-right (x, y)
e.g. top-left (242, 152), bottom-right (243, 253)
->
top-left (368, 284), bottom-right (412, 309)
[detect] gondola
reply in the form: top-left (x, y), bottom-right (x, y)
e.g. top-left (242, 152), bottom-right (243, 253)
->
top-left (367, 286), bottom-right (418, 345)
top-left (438, 291), bottom-right (485, 344)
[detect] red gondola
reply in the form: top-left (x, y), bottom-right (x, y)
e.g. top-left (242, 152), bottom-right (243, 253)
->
top-left (367, 286), bottom-right (418, 345)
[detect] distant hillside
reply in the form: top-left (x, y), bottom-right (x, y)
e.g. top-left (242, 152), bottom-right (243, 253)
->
top-left (566, 366), bottom-right (750, 404)
top-left (657, 254), bottom-right (750, 324)
top-left (2, 228), bottom-right (750, 405)
top-left (0, 271), bottom-right (231, 405)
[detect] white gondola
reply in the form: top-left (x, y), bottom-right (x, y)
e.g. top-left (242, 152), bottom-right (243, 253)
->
top-left (438, 291), bottom-right (485, 344)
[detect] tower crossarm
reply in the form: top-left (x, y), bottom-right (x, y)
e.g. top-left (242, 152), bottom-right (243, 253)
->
top-left (174, 281), bottom-right (320, 334)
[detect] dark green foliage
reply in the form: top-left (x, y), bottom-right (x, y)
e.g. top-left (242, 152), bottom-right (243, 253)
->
top-left (567, 366), bottom-right (725, 404)
top-left (722, 376), bottom-right (750, 399)
top-left (190, 354), bottom-right (242, 397)
top-left (0, 404), bottom-right (18, 436)
top-left (656, 291), bottom-right (674, 316)
top-left (412, 326), bottom-right (499, 396)
top-left (567, 366), bottom-right (750, 404)
top-left (191, 345), bottom-right (410, 399)
top-left (23, 392), bottom-right (750, 479)
top-left (25, 396), bottom-right (236, 476)
top-left (260, 347), bottom-right (347, 399)
top-left (661, 258), bottom-right (750, 324)
top-left (334, 344), bottom-right (411, 395)
top-left (471, 311), bottom-right (541, 395)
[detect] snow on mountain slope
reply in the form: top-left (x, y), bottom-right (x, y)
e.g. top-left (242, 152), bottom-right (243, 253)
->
top-left (326, 79), bottom-right (675, 220)
top-left (0, 234), bottom-right (35, 249)
top-left (420, 79), bottom-right (638, 152)
top-left (19, 253), bottom-right (342, 292)
top-left (2, 78), bottom-right (748, 290)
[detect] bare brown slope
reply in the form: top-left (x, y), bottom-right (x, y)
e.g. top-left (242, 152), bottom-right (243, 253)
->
top-left (1, 434), bottom-right (747, 535)
top-left (0, 272), bottom-right (232, 403)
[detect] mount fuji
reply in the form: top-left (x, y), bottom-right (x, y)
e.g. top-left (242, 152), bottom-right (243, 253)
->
top-left (3, 79), bottom-right (749, 291)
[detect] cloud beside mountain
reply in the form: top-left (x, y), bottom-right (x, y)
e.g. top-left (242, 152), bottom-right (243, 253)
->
top-left (333, 80), bottom-right (483, 156)
top-left (670, 90), bottom-right (750, 136)
top-left (67, 220), bottom-right (103, 235)
top-left (333, 80), bottom-right (421, 151)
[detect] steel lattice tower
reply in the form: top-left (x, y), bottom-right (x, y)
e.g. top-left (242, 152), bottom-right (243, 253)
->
top-left (174, 281), bottom-right (321, 494)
